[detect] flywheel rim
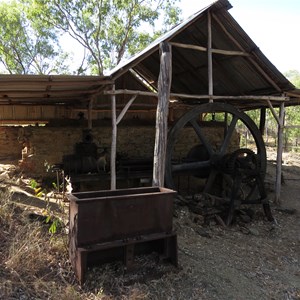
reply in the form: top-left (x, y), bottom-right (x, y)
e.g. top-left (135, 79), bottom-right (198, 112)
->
top-left (165, 102), bottom-right (267, 192)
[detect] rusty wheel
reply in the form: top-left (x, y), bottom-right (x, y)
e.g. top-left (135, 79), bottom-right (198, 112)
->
top-left (165, 103), bottom-right (267, 196)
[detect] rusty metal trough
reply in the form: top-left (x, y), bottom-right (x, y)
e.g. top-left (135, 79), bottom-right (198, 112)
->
top-left (68, 186), bottom-right (178, 284)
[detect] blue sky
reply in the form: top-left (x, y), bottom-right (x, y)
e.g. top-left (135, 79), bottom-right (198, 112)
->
top-left (180, 0), bottom-right (300, 73)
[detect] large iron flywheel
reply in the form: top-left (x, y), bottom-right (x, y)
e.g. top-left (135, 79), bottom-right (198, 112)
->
top-left (165, 102), bottom-right (267, 197)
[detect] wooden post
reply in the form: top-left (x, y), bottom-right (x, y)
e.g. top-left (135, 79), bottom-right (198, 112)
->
top-left (266, 99), bottom-right (280, 125)
top-left (266, 112), bottom-right (269, 144)
top-left (207, 10), bottom-right (213, 102)
top-left (116, 95), bottom-right (137, 125)
top-left (111, 84), bottom-right (117, 190)
top-left (152, 42), bottom-right (172, 187)
top-left (88, 98), bottom-right (94, 130)
top-left (259, 108), bottom-right (266, 136)
top-left (275, 102), bottom-right (285, 204)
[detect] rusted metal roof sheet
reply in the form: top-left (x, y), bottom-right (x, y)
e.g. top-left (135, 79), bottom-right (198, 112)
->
top-left (0, 74), bottom-right (112, 106)
top-left (0, 0), bottom-right (298, 110)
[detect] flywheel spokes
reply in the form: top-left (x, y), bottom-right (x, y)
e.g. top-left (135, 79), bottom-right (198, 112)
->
top-left (165, 103), bottom-right (267, 196)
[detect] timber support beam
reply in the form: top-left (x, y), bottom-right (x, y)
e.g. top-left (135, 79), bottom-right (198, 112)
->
top-left (152, 42), bottom-right (172, 187)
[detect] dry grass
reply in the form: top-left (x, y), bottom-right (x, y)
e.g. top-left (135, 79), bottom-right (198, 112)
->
top-left (0, 191), bottom-right (82, 299)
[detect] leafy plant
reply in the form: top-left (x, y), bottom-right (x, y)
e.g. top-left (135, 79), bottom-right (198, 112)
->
top-left (45, 215), bottom-right (64, 234)
top-left (29, 179), bottom-right (44, 197)
top-left (29, 178), bottom-right (38, 189)
top-left (30, 170), bottom-right (66, 234)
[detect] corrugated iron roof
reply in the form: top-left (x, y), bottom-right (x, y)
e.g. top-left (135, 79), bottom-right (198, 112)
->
top-left (108, 0), bottom-right (298, 108)
top-left (0, 0), bottom-right (299, 109)
top-left (0, 74), bottom-right (111, 106)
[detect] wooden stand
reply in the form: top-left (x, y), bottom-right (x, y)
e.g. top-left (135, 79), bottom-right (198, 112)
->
top-left (70, 232), bottom-right (178, 285)
top-left (68, 187), bottom-right (178, 284)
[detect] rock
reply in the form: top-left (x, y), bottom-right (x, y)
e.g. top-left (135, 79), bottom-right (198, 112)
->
top-left (274, 207), bottom-right (297, 215)
top-left (174, 195), bottom-right (189, 206)
top-left (215, 215), bottom-right (226, 227)
top-left (173, 209), bottom-right (179, 218)
top-left (241, 208), bottom-right (255, 219)
top-left (248, 228), bottom-right (260, 236)
top-left (192, 215), bottom-right (204, 224)
top-left (239, 213), bottom-right (252, 223)
top-left (240, 226), bottom-right (250, 235)
top-left (240, 227), bottom-right (260, 236)
top-left (195, 227), bottom-right (212, 238)
top-left (0, 183), bottom-right (7, 192)
top-left (9, 185), bottom-right (62, 212)
top-left (208, 219), bottom-right (217, 226)
top-left (0, 172), bottom-right (10, 181)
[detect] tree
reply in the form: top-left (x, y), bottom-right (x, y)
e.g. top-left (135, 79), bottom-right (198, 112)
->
top-left (25, 0), bottom-right (182, 75)
top-left (0, 0), bottom-right (70, 74)
top-left (284, 69), bottom-right (300, 88)
top-left (282, 70), bottom-right (300, 150)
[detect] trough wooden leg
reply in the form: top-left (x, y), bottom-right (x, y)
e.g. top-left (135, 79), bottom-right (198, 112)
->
top-left (162, 235), bottom-right (178, 266)
top-left (124, 244), bottom-right (135, 269)
top-left (169, 235), bottom-right (178, 267)
top-left (75, 249), bottom-right (87, 285)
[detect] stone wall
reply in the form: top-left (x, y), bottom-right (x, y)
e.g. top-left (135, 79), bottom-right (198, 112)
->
top-left (0, 127), bottom-right (23, 162)
top-left (0, 123), bottom-right (239, 177)
top-left (18, 125), bottom-right (158, 176)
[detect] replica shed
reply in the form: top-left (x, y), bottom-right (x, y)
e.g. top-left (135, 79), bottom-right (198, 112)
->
top-left (0, 0), bottom-right (299, 202)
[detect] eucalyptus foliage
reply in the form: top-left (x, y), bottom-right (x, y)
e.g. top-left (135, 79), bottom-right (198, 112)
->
top-left (285, 70), bottom-right (300, 88)
top-left (25, 0), bottom-right (182, 75)
top-left (0, 0), bottom-right (69, 74)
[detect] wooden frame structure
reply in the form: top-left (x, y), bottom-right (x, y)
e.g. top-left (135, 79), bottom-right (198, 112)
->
top-left (107, 56), bottom-right (287, 203)
top-left (103, 2), bottom-right (298, 203)
top-left (0, 0), bottom-right (299, 203)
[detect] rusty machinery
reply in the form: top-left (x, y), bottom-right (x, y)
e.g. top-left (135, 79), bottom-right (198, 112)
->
top-left (62, 129), bottom-right (99, 175)
top-left (165, 102), bottom-right (274, 224)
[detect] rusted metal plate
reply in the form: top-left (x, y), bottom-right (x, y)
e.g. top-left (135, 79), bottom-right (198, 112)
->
top-left (68, 187), bottom-right (176, 246)
top-left (68, 186), bottom-right (178, 284)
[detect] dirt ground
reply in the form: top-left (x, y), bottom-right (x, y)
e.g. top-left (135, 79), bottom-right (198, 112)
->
top-left (161, 149), bottom-right (300, 300)
top-left (168, 149), bottom-right (300, 300)
top-left (0, 149), bottom-right (299, 299)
